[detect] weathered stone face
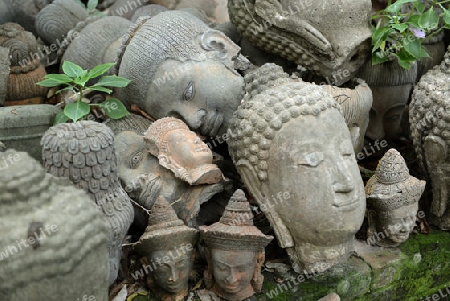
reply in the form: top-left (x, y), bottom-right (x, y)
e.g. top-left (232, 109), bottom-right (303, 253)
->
top-left (114, 130), bottom-right (224, 224)
top-left (116, 11), bottom-right (245, 137)
top-left (228, 0), bottom-right (372, 85)
top-left (211, 249), bottom-right (256, 296)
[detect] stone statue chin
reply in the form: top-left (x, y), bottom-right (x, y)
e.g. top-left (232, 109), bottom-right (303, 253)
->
top-left (144, 117), bottom-right (224, 185)
top-left (228, 64), bottom-right (366, 273)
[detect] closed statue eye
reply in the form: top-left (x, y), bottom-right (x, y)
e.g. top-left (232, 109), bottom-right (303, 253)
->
top-left (129, 151), bottom-right (144, 168)
top-left (296, 152), bottom-right (324, 167)
top-left (183, 81), bottom-right (195, 101)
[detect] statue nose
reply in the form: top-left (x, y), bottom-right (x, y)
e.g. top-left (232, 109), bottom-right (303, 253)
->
top-left (169, 268), bottom-right (179, 282)
top-left (225, 272), bottom-right (237, 284)
top-left (332, 161), bottom-right (354, 193)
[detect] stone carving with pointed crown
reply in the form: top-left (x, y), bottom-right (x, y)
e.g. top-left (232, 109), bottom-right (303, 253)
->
top-left (365, 148), bottom-right (425, 247)
top-left (134, 196), bottom-right (198, 301)
top-left (200, 189), bottom-right (273, 301)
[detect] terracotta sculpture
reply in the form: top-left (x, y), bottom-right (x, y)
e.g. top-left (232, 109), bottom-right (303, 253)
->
top-left (228, 63), bottom-right (366, 273)
top-left (115, 10), bottom-right (246, 137)
top-left (35, 0), bottom-right (88, 46)
top-left (114, 130), bottom-right (224, 225)
top-left (357, 58), bottom-right (417, 144)
top-left (0, 149), bottom-right (109, 300)
top-left (144, 117), bottom-right (224, 185)
top-left (365, 148), bottom-right (426, 247)
top-left (0, 22), bottom-right (48, 106)
top-left (133, 196), bottom-right (198, 301)
top-left (227, 0), bottom-right (372, 86)
top-left (200, 189), bottom-right (273, 301)
top-left (321, 78), bottom-right (373, 154)
top-left (40, 121), bottom-right (135, 284)
top-left (61, 16), bottom-right (131, 76)
top-left (410, 47), bottom-right (450, 230)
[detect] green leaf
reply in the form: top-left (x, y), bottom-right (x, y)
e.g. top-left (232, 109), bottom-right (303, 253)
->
top-left (406, 15), bottom-right (421, 28)
top-left (53, 111), bottom-right (70, 125)
top-left (88, 63), bottom-right (115, 79)
top-left (62, 61), bottom-right (85, 79)
top-left (97, 98), bottom-right (130, 119)
top-left (64, 101), bottom-right (91, 122)
top-left (442, 7), bottom-right (450, 27)
top-left (391, 23), bottom-right (408, 33)
top-left (419, 8), bottom-right (439, 30)
top-left (372, 27), bottom-right (393, 52)
top-left (43, 74), bottom-right (73, 84)
top-left (396, 48), bottom-right (416, 69)
top-left (87, 0), bottom-right (98, 12)
top-left (403, 37), bottom-right (429, 59)
top-left (94, 75), bottom-right (131, 88)
top-left (414, 1), bottom-right (425, 14)
top-left (36, 78), bottom-right (63, 87)
top-left (88, 86), bottom-right (113, 93)
top-left (385, 0), bottom-right (416, 14)
top-left (372, 51), bottom-right (388, 65)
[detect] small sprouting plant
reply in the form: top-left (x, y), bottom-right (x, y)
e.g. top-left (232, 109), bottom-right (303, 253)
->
top-left (37, 61), bottom-right (131, 124)
top-left (73, 0), bottom-right (106, 16)
top-left (372, 0), bottom-right (450, 69)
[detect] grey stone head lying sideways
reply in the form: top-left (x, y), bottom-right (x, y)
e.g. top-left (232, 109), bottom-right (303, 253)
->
top-left (115, 10), bottom-right (246, 137)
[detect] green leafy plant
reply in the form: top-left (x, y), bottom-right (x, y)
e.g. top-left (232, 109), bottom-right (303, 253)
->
top-left (372, 0), bottom-right (450, 69)
top-left (73, 0), bottom-right (106, 16)
top-left (37, 61), bottom-right (131, 124)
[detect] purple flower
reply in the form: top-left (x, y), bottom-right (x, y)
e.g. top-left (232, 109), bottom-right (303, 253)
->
top-left (410, 26), bottom-right (425, 38)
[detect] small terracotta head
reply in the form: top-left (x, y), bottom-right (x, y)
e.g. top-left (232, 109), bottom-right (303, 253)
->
top-left (365, 148), bottom-right (425, 247)
top-left (134, 196), bottom-right (198, 297)
top-left (144, 117), bottom-right (223, 185)
top-left (199, 189), bottom-right (273, 301)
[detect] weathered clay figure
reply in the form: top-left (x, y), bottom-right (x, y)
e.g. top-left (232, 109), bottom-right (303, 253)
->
top-left (134, 196), bottom-right (198, 301)
top-left (61, 16), bottom-right (131, 77)
top-left (0, 149), bottom-right (109, 301)
top-left (115, 130), bottom-right (224, 225)
top-left (365, 148), bottom-right (425, 247)
top-left (35, 0), bottom-right (88, 46)
top-left (115, 10), bottom-right (246, 137)
top-left (0, 22), bottom-right (48, 105)
top-left (228, 63), bottom-right (366, 273)
top-left (227, 0), bottom-right (372, 86)
top-left (40, 121), bottom-right (134, 284)
top-left (0, 0), bottom-right (51, 35)
top-left (107, 112), bottom-right (153, 136)
top-left (200, 189), bottom-right (273, 301)
top-left (410, 47), bottom-right (450, 230)
top-left (321, 78), bottom-right (373, 154)
top-left (144, 117), bottom-right (224, 185)
top-left (357, 59), bottom-right (417, 143)
top-left (0, 46), bottom-right (9, 106)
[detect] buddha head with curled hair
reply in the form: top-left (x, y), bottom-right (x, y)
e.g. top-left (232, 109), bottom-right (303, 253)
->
top-left (227, 63), bottom-right (366, 274)
top-left (115, 10), bottom-right (246, 138)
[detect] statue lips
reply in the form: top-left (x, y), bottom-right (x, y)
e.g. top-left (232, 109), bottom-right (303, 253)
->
top-left (332, 194), bottom-right (360, 211)
top-left (200, 112), bottom-right (224, 137)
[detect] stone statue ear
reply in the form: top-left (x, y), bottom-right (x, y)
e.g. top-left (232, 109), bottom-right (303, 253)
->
top-left (424, 135), bottom-right (448, 168)
top-left (200, 29), bottom-right (241, 69)
top-left (253, 0), bottom-right (332, 53)
top-left (235, 159), bottom-right (294, 248)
